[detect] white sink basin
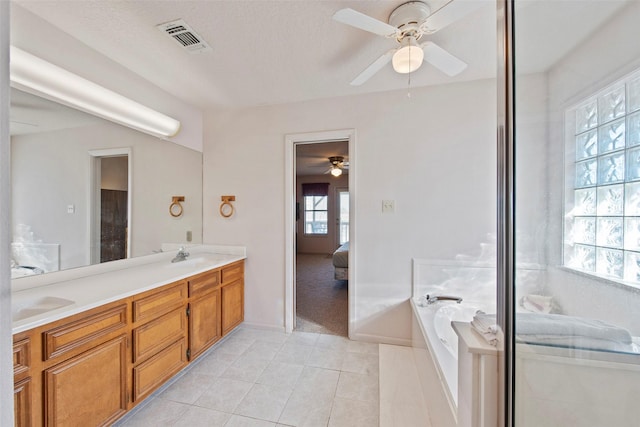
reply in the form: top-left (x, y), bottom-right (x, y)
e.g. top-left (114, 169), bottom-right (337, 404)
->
top-left (165, 256), bottom-right (213, 268)
top-left (12, 296), bottom-right (75, 322)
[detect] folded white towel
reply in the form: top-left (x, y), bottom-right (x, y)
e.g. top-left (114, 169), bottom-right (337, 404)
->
top-left (520, 294), bottom-right (554, 314)
top-left (516, 313), bottom-right (632, 344)
top-left (471, 312), bottom-right (499, 346)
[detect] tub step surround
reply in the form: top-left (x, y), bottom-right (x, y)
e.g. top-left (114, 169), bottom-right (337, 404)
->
top-left (379, 344), bottom-right (432, 427)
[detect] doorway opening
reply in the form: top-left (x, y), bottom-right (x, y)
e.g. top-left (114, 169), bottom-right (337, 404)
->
top-left (88, 148), bottom-right (132, 265)
top-left (285, 130), bottom-right (354, 336)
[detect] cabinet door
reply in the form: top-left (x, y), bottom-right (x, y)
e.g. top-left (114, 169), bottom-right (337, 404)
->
top-left (14, 377), bottom-right (31, 427)
top-left (190, 288), bottom-right (221, 359)
top-left (221, 280), bottom-right (244, 336)
top-left (44, 335), bottom-right (127, 427)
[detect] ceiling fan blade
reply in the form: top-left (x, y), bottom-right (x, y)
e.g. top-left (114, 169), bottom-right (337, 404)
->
top-left (333, 8), bottom-right (399, 37)
top-left (421, 41), bottom-right (467, 76)
top-left (422, 0), bottom-right (486, 34)
top-left (350, 49), bottom-right (396, 86)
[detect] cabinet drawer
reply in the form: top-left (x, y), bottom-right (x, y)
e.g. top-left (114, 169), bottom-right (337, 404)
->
top-left (133, 281), bottom-right (187, 324)
top-left (13, 337), bottom-right (31, 379)
top-left (43, 304), bottom-right (127, 361)
top-left (133, 307), bottom-right (187, 363)
top-left (221, 261), bottom-right (243, 285)
top-left (133, 338), bottom-right (188, 402)
top-left (188, 269), bottom-right (220, 298)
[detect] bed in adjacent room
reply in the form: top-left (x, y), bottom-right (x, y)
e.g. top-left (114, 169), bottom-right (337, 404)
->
top-left (332, 241), bottom-right (349, 280)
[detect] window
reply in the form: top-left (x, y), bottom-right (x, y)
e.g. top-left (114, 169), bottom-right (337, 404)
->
top-left (301, 182), bottom-right (330, 235)
top-left (304, 195), bottom-right (328, 235)
top-left (564, 69), bottom-right (640, 285)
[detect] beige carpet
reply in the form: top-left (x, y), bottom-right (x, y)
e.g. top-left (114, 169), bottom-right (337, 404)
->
top-left (295, 253), bottom-right (348, 336)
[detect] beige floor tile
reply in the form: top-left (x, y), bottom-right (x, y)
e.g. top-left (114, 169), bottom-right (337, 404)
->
top-left (172, 405), bottom-right (231, 427)
top-left (347, 340), bottom-right (379, 355)
top-left (295, 366), bottom-right (340, 397)
top-left (278, 391), bottom-right (333, 427)
top-left (189, 350), bottom-right (238, 377)
top-left (306, 347), bottom-right (345, 371)
top-left (256, 361), bottom-right (304, 389)
top-left (286, 331), bottom-right (320, 346)
top-left (157, 371), bottom-right (217, 404)
top-left (221, 355), bottom-right (270, 383)
top-left (118, 398), bottom-right (189, 426)
top-left (225, 414), bottom-right (279, 426)
top-left (341, 352), bottom-right (379, 375)
top-left (193, 377), bottom-right (252, 413)
top-left (272, 343), bottom-right (314, 365)
top-left (315, 334), bottom-right (350, 352)
top-left (335, 371), bottom-right (379, 403)
top-left (234, 383), bottom-right (293, 422)
top-left (242, 340), bottom-right (284, 361)
top-left (328, 398), bottom-right (379, 427)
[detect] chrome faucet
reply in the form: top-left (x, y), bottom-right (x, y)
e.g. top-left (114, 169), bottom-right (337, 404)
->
top-left (424, 294), bottom-right (463, 305)
top-left (171, 246), bottom-right (190, 263)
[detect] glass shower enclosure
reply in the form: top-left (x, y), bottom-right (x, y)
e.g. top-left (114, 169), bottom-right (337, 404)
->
top-left (506, 0), bottom-right (640, 425)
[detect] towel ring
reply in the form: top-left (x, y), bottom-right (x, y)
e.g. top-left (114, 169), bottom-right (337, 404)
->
top-left (220, 195), bottom-right (236, 218)
top-left (170, 196), bottom-right (185, 218)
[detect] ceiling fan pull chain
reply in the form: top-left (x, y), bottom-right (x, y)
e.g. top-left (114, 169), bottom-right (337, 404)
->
top-left (407, 49), bottom-right (412, 99)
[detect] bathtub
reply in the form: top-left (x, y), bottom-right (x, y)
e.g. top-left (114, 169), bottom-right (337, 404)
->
top-left (412, 297), bottom-right (485, 407)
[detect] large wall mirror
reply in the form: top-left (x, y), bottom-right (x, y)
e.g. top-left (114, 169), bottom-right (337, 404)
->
top-left (10, 88), bottom-right (203, 279)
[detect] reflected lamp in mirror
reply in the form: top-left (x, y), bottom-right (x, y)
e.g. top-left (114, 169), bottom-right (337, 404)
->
top-left (9, 46), bottom-right (181, 138)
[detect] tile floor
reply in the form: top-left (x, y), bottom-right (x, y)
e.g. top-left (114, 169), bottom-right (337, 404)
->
top-left (116, 327), bottom-right (380, 427)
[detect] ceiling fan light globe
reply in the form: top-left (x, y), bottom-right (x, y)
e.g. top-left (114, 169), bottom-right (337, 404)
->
top-left (392, 44), bottom-right (424, 74)
top-left (331, 167), bottom-right (343, 177)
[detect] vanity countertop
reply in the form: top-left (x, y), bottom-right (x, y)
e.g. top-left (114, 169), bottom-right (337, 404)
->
top-left (12, 246), bottom-right (246, 334)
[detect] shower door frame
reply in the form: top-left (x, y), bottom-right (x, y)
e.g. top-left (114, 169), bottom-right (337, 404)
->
top-left (497, 1), bottom-right (516, 426)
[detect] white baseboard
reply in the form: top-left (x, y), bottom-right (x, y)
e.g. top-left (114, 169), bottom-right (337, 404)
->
top-left (350, 332), bottom-right (412, 347)
top-left (240, 321), bottom-right (287, 333)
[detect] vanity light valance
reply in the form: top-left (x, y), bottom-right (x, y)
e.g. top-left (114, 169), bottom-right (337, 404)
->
top-left (9, 46), bottom-right (181, 138)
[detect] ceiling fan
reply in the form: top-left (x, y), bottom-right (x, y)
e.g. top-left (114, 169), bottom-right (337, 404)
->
top-left (326, 156), bottom-right (349, 177)
top-left (333, 0), bottom-right (484, 86)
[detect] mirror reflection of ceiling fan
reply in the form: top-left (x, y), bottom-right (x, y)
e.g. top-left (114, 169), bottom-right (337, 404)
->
top-left (326, 156), bottom-right (349, 177)
top-left (333, 0), bottom-right (484, 86)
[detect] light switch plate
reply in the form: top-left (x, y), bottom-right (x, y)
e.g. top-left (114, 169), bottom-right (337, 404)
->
top-left (382, 200), bottom-right (395, 213)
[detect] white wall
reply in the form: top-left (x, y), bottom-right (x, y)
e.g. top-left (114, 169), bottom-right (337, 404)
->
top-left (11, 120), bottom-right (202, 270)
top-left (203, 79), bottom-right (497, 342)
top-left (10, 4), bottom-right (203, 152)
top-left (541, 1), bottom-right (640, 334)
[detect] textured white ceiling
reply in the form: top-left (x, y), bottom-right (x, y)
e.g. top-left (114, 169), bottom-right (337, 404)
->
top-left (12, 0), bottom-right (631, 111)
top-left (13, 0), bottom-right (496, 110)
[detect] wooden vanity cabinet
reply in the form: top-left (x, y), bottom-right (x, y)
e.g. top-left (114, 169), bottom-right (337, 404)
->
top-left (40, 300), bottom-right (129, 427)
top-left (220, 260), bottom-right (245, 336)
top-left (13, 334), bottom-right (33, 427)
top-left (12, 259), bottom-right (245, 426)
top-left (188, 269), bottom-right (222, 360)
top-left (131, 280), bottom-right (188, 403)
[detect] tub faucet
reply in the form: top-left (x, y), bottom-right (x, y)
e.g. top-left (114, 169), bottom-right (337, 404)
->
top-left (425, 294), bottom-right (463, 305)
top-left (171, 246), bottom-right (190, 263)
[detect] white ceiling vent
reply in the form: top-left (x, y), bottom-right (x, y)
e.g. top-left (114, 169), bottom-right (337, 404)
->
top-left (157, 19), bottom-right (211, 53)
